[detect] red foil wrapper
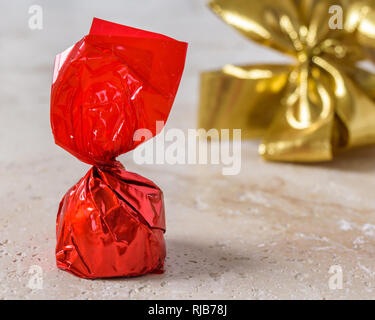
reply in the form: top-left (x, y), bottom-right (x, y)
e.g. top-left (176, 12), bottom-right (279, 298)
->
top-left (50, 18), bottom-right (187, 279)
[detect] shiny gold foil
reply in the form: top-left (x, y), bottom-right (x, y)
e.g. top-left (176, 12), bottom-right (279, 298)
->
top-left (199, 0), bottom-right (375, 161)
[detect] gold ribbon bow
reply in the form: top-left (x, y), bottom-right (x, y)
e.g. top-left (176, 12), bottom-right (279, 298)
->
top-left (199, 0), bottom-right (375, 161)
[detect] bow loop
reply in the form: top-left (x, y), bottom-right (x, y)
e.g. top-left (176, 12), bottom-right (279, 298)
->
top-left (209, 0), bottom-right (301, 56)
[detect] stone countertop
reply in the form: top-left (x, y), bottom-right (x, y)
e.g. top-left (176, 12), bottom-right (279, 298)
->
top-left (1, 0), bottom-right (375, 299)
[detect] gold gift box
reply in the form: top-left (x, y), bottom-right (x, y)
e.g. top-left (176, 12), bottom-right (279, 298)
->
top-left (199, 0), bottom-right (375, 162)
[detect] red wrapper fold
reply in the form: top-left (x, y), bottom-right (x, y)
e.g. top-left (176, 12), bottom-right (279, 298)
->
top-left (50, 18), bottom-right (187, 279)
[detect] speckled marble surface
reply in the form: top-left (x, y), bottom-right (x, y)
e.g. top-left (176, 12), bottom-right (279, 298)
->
top-left (1, 0), bottom-right (375, 300)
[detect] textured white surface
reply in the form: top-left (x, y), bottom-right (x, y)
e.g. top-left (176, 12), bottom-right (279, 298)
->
top-left (1, 0), bottom-right (375, 299)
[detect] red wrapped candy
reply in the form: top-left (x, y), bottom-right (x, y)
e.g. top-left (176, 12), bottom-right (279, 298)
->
top-left (50, 18), bottom-right (187, 278)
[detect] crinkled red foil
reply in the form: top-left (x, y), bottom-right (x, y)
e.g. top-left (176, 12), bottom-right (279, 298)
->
top-left (50, 18), bottom-right (187, 279)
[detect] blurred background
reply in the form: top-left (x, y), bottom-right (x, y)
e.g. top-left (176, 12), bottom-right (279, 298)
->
top-left (1, 0), bottom-right (375, 300)
top-left (0, 0), bottom-right (292, 164)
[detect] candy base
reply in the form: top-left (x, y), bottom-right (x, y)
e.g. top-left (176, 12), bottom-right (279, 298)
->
top-left (55, 164), bottom-right (166, 279)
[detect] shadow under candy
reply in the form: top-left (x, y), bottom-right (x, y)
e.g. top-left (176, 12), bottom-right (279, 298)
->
top-left (102, 238), bottom-right (258, 283)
